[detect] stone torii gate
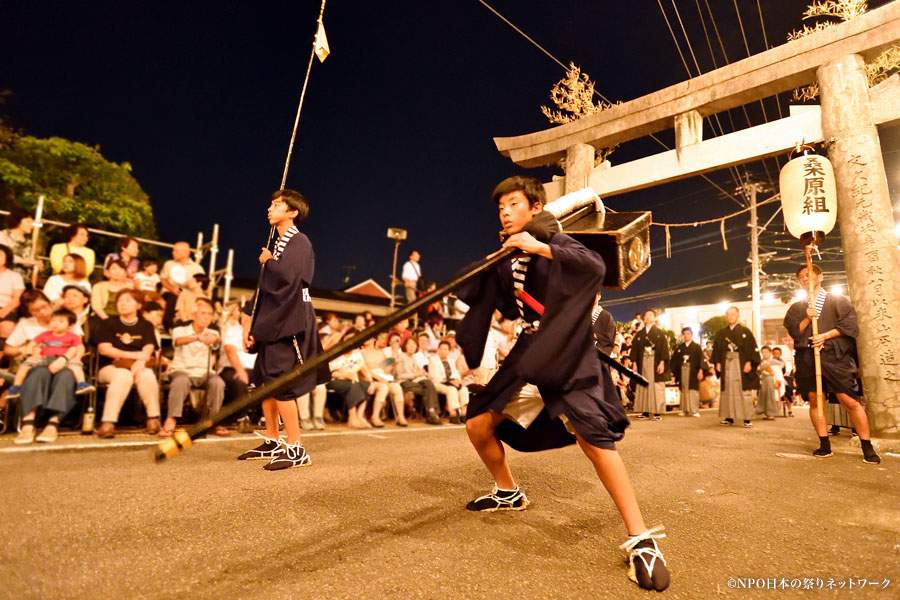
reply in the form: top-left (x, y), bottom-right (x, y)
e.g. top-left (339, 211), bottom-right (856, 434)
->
top-left (493, 3), bottom-right (900, 436)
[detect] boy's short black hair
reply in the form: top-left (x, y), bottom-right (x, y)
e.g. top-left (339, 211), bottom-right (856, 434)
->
top-left (140, 257), bottom-right (159, 269)
top-left (490, 175), bottom-right (546, 208)
top-left (52, 307), bottom-right (77, 326)
top-left (143, 301), bottom-right (164, 314)
top-left (271, 189), bottom-right (309, 225)
top-left (681, 327), bottom-right (692, 334)
top-left (438, 340), bottom-right (451, 350)
top-left (796, 263), bottom-right (822, 277)
top-left (761, 345), bottom-right (771, 352)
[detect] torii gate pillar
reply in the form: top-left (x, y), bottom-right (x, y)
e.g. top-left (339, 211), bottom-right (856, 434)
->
top-left (564, 143), bottom-right (595, 195)
top-left (818, 54), bottom-right (900, 437)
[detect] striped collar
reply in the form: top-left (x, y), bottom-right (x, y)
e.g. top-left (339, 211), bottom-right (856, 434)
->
top-left (807, 288), bottom-right (827, 318)
top-left (273, 226), bottom-right (299, 260)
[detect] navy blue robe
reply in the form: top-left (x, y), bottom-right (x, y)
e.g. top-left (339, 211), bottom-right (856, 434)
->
top-left (457, 232), bottom-right (629, 452)
top-left (243, 228), bottom-right (327, 400)
top-left (783, 293), bottom-right (861, 400)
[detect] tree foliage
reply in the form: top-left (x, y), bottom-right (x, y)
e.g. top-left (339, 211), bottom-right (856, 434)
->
top-left (788, 0), bottom-right (900, 101)
top-left (700, 315), bottom-right (729, 343)
top-left (0, 134), bottom-right (157, 240)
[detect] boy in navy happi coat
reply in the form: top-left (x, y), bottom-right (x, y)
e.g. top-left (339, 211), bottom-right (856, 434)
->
top-left (456, 176), bottom-right (670, 591)
top-left (237, 190), bottom-right (328, 470)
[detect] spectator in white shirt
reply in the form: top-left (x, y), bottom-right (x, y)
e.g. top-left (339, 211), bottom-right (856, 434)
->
top-left (43, 253), bottom-right (91, 308)
top-left (428, 340), bottom-right (468, 424)
top-left (160, 298), bottom-right (228, 437)
top-left (133, 258), bottom-right (161, 292)
top-left (401, 250), bottom-right (422, 305)
top-left (413, 332), bottom-right (431, 369)
top-left (0, 245), bottom-right (25, 343)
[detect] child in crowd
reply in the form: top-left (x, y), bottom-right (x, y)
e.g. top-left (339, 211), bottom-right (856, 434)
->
top-left (7, 308), bottom-right (95, 399)
top-left (133, 258), bottom-right (161, 292)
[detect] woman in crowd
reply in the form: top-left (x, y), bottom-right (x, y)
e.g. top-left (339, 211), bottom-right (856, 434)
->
top-left (394, 336), bottom-right (441, 424)
top-left (326, 329), bottom-right (374, 428)
top-left (360, 336), bottom-right (405, 427)
top-left (0, 245), bottom-right (25, 343)
top-left (5, 291), bottom-right (85, 444)
top-left (93, 289), bottom-right (160, 438)
top-left (91, 260), bottom-right (133, 320)
top-left (49, 223), bottom-right (95, 276)
top-left (0, 209), bottom-right (43, 279)
top-left (43, 254), bottom-right (91, 308)
top-left (103, 236), bottom-right (140, 279)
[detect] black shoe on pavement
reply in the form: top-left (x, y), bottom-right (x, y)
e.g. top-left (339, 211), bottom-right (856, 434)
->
top-left (466, 486), bottom-right (529, 512)
top-left (812, 447), bottom-right (834, 458)
top-left (263, 442), bottom-right (311, 470)
top-left (862, 451), bottom-right (881, 465)
top-left (829, 426), bottom-right (841, 436)
top-left (449, 415), bottom-right (461, 425)
top-left (425, 409), bottom-right (442, 425)
top-left (237, 437), bottom-right (283, 461)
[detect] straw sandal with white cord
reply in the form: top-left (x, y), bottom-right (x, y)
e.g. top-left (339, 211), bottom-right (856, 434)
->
top-left (619, 525), bottom-right (670, 591)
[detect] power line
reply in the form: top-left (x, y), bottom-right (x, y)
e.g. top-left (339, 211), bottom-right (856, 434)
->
top-left (664, 0), bottom-right (747, 197)
top-left (475, 0), bottom-right (745, 207)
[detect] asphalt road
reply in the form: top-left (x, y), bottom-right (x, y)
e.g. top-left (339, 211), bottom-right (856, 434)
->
top-left (0, 411), bottom-right (897, 599)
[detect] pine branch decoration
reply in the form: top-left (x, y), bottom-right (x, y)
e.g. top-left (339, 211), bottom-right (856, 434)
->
top-left (541, 63), bottom-right (620, 166)
top-left (788, 0), bottom-right (898, 101)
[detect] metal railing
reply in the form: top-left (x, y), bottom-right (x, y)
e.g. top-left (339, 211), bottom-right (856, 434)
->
top-left (0, 195), bottom-right (235, 303)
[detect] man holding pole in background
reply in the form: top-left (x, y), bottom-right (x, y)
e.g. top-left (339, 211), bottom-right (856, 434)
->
top-left (783, 264), bottom-right (880, 464)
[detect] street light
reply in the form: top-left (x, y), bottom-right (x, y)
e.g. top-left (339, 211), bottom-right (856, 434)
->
top-left (387, 227), bottom-right (407, 310)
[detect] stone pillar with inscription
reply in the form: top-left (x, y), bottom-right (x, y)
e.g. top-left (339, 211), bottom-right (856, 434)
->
top-left (818, 54), bottom-right (900, 437)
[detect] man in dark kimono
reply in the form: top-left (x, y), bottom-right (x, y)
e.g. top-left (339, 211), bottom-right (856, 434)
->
top-left (712, 307), bottom-right (760, 428)
top-left (237, 190), bottom-right (328, 470)
top-left (629, 309), bottom-right (670, 420)
top-left (671, 327), bottom-right (703, 417)
top-left (457, 176), bottom-right (669, 592)
top-left (783, 264), bottom-right (880, 464)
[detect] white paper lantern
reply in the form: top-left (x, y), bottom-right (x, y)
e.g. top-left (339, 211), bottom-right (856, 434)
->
top-left (779, 153), bottom-right (837, 243)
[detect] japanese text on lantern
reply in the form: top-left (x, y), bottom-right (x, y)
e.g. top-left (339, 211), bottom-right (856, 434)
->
top-left (849, 155), bottom-right (900, 381)
top-left (801, 158), bottom-right (830, 215)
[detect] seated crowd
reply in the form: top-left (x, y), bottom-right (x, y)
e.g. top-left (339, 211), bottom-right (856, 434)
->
top-left (0, 218), bottom-right (521, 444)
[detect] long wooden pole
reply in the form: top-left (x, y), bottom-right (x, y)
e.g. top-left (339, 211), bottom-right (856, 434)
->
top-left (153, 246), bottom-right (518, 461)
top-left (29, 195), bottom-right (44, 287)
top-left (805, 244), bottom-right (824, 419)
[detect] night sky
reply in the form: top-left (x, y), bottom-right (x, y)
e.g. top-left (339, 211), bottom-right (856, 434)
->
top-left (4, 0), bottom-right (897, 321)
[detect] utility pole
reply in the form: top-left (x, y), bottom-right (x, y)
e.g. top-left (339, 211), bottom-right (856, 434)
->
top-left (740, 180), bottom-right (766, 344)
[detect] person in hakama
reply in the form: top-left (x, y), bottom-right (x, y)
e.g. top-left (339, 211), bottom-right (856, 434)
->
top-left (671, 327), bottom-right (703, 417)
top-left (713, 307), bottom-right (760, 428)
top-left (629, 309), bottom-right (670, 421)
top-left (782, 264), bottom-right (880, 464)
top-left (456, 176), bottom-right (669, 592)
top-left (756, 346), bottom-right (779, 420)
top-left (236, 190), bottom-right (329, 470)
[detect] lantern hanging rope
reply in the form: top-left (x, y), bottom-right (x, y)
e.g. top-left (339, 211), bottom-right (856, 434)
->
top-left (606, 194), bottom-right (781, 252)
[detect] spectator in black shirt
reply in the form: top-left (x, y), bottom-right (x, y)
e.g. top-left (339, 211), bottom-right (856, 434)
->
top-left (93, 289), bottom-right (160, 438)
